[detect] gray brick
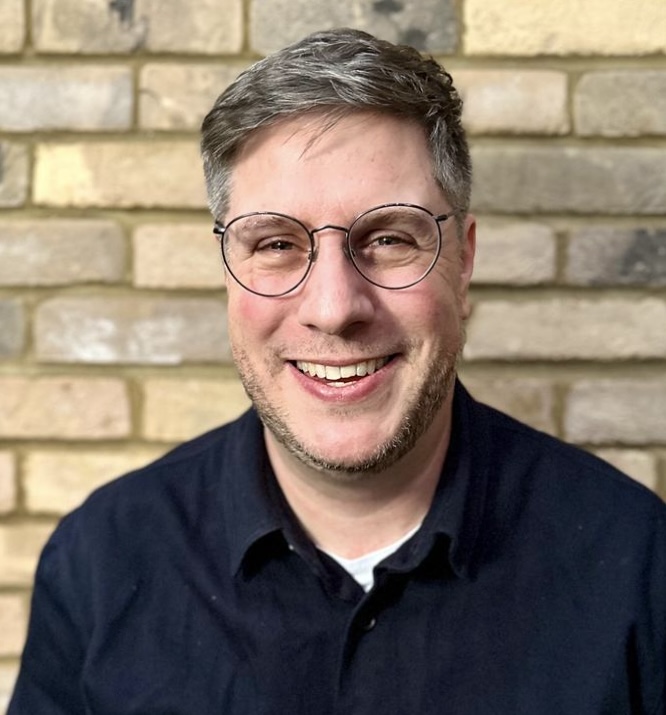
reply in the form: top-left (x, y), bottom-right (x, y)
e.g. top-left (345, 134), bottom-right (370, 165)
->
top-left (0, 300), bottom-right (24, 357)
top-left (0, 142), bottom-right (28, 207)
top-left (575, 71), bottom-right (666, 137)
top-left (139, 63), bottom-right (249, 130)
top-left (251, 0), bottom-right (458, 55)
top-left (456, 70), bottom-right (569, 135)
top-left (566, 227), bottom-right (666, 286)
top-left (33, 0), bottom-right (242, 54)
top-left (472, 147), bottom-right (666, 215)
top-left (565, 380), bottom-right (666, 445)
top-left (0, 66), bottom-right (132, 132)
top-left (472, 221), bottom-right (556, 285)
top-left (0, 0), bottom-right (24, 53)
top-left (35, 297), bottom-right (230, 364)
top-left (0, 220), bottom-right (126, 286)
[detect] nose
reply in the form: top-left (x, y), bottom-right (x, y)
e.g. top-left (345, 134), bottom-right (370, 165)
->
top-left (296, 230), bottom-right (375, 335)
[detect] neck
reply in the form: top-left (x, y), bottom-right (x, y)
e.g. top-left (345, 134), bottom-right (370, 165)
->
top-left (265, 403), bottom-right (452, 559)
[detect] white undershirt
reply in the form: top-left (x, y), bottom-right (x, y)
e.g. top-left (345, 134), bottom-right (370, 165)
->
top-left (323, 524), bottom-right (421, 592)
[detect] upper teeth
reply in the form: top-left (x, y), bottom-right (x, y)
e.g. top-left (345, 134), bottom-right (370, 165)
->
top-left (296, 357), bottom-right (389, 380)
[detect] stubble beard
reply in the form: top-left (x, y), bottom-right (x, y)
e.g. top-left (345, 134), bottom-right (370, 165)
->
top-left (232, 338), bottom-right (462, 479)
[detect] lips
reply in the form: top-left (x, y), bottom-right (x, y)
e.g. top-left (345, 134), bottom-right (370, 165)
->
top-left (295, 357), bottom-right (391, 380)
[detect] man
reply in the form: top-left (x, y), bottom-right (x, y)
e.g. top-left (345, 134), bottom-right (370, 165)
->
top-left (10, 28), bottom-right (665, 714)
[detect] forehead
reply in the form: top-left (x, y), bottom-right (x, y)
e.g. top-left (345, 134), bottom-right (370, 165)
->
top-left (226, 112), bottom-right (444, 221)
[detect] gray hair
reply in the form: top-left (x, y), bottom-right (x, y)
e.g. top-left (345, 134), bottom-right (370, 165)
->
top-left (201, 28), bottom-right (471, 220)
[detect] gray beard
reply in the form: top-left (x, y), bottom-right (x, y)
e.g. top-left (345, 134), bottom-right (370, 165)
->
top-left (233, 343), bottom-right (461, 477)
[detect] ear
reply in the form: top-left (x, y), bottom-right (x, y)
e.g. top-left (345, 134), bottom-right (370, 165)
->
top-left (458, 214), bottom-right (476, 320)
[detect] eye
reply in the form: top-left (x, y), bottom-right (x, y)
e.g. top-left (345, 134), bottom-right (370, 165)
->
top-left (256, 237), bottom-right (300, 252)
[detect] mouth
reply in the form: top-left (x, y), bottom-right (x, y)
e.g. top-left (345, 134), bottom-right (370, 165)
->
top-left (294, 356), bottom-right (394, 385)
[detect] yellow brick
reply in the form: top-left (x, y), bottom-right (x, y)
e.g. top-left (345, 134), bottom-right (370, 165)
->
top-left (0, 451), bottom-right (17, 514)
top-left (0, 593), bottom-right (27, 656)
top-left (0, 377), bottom-right (130, 439)
top-left (133, 223), bottom-right (224, 289)
top-left (142, 378), bottom-right (250, 442)
top-left (33, 142), bottom-right (206, 209)
top-left (465, 0), bottom-right (666, 56)
top-left (0, 0), bottom-right (24, 53)
top-left (0, 662), bottom-right (19, 714)
top-left (0, 524), bottom-right (54, 587)
top-left (24, 448), bottom-right (165, 515)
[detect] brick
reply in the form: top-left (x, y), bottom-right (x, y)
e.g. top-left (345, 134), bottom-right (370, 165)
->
top-left (0, 663), bottom-right (19, 714)
top-left (143, 378), bottom-right (250, 441)
top-left (0, 451), bottom-right (17, 514)
top-left (472, 221), bottom-right (556, 285)
top-left (566, 227), bottom-right (666, 286)
top-left (33, 0), bottom-right (242, 53)
top-left (133, 223), bottom-right (224, 289)
top-left (594, 449), bottom-right (659, 492)
top-left (35, 297), bottom-right (230, 364)
top-left (139, 62), bottom-right (249, 130)
top-left (0, 594), bottom-right (27, 656)
top-left (0, 524), bottom-right (54, 586)
top-left (251, 0), bottom-right (458, 55)
top-left (465, 0), bottom-right (666, 56)
top-left (465, 298), bottom-right (666, 361)
top-left (472, 147), bottom-right (666, 215)
top-left (0, 377), bottom-right (130, 439)
top-left (456, 70), bottom-right (569, 135)
top-left (0, 141), bottom-right (28, 207)
top-left (0, 299), bottom-right (24, 357)
top-left (24, 448), bottom-right (165, 515)
top-left (575, 71), bottom-right (666, 137)
top-left (0, 66), bottom-right (132, 132)
top-left (33, 142), bottom-right (206, 209)
top-left (0, 0), bottom-right (24, 52)
top-left (0, 220), bottom-right (126, 286)
top-left (460, 375), bottom-right (556, 435)
top-left (565, 380), bottom-right (666, 445)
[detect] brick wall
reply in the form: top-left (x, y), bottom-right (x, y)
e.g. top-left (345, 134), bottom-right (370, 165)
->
top-left (1, 0), bottom-right (665, 704)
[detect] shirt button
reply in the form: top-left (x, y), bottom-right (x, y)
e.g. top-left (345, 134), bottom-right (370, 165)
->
top-left (361, 617), bottom-right (377, 632)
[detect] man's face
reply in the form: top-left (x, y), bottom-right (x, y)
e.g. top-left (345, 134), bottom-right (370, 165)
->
top-left (224, 112), bottom-right (475, 476)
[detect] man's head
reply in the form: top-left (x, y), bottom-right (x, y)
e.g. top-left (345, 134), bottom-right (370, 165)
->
top-left (201, 28), bottom-right (471, 223)
top-left (201, 29), bottom-right (475, 480)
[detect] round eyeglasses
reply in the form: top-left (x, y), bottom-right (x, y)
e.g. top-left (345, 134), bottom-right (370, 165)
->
top-left (213, 202), bottom-right (457, 298)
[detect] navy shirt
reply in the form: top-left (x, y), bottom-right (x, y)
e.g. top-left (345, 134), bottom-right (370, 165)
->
top-left (9, 383), bottom-right (666, 714)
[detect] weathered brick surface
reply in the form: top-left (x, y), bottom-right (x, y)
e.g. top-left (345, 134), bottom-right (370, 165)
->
top-left (0, 299), bottom-right (24, 357)
top-left (0, 220), bottom-right (126, 286)
top-left (0, 0), bottom-right (24, 52)
top-left (133, 223), bottom-right (224, 289)
top-left (594, 448), bottom-right (659, 491)
top-left (565, 227), bottom-right (666, 286)
top-left (456, 70), bottom-right (569, 135)
top-left (0, 378), bottom-right (130, 439)
top-left (24, 448), bottom-right (165, 514)
top-left (575, 71), bottom-right (666, 137)
top-left (472, 221), bottom-right (556, 285)
top-left (465, 298), bottom-right (666, 361)
top-left (0, 594), bottom-right (27, 657)
top-left (472, 147), bottom-right (666, 215)
top-left (0, 66), bottom-right (132, 132)
top-left (35, 297), bottom-right (229, 364)
top-left (142, 378), bottom-right (250, 441)
top-left (0, 663), bottom-right (19, 715)
top-left (0, 142), bottom-right (28, 207)
top-left (465, 0), bottom-right (666, 56)
top-left (0, 524), bottom-right (54, 586)
top-left (33, 0), bottom-right (243, 54)
top-left (139, 63), bottom-right (248, 130)
top-left (564, 380), bottom-right (666, 445)
top-left (251, 0), bottom-right (458, 54)
top-left (33, 142), bottom-right (206, 209)
top-left (460, 376), bottom-right (556, 435)
top-left (0, 451), bottom-right (17, 514)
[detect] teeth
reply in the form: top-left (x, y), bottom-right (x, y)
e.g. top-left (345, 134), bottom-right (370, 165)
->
top-left (295, 357), bottom-right (389, 380)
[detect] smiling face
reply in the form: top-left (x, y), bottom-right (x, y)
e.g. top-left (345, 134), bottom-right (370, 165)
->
top-left (224, 112), bottom-right (475, 478)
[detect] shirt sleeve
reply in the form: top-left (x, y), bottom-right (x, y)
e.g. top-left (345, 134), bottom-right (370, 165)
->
top-left (8, 520), bottom-right (88, 714)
